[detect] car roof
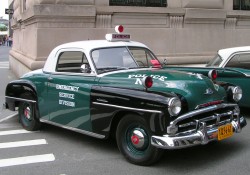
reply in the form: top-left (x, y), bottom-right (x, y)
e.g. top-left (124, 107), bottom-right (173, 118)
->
top-left (55, 40), bottom-right (148, 51)
top-left (218, 46), bottom-right (250, 59)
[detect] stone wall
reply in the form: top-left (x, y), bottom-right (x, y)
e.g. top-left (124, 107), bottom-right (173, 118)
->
top-left (9, 0), bottom-right (250, 77)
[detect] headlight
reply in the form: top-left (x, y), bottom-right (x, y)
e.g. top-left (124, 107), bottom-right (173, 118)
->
top-left (168, 97), bottom-right (182, 116)
top-left (228, 86), bottom-right (242, 102)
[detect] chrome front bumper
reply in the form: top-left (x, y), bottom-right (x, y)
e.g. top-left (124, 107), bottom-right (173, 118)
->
top-left (151, 116), bottom-right (247, 149)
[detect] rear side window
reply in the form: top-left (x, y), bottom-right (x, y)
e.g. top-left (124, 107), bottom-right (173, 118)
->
top-left (226, 53), bottom-right (250, 69)
top-left (56, 51), bottom-right (88, 73)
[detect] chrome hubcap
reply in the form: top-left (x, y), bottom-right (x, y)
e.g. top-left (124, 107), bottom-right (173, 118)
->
top-left (131, 129), bottom-right (145, 149)
top-left (24, 107), bottom-right (31, 120)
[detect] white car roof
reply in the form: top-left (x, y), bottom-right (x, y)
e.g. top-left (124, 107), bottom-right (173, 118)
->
top-left (43, 40), bottom-right (148, 73)
top-left (55, 40), bottom-right (148, 51)
top-left (218, 46), bottom-right (250, 60)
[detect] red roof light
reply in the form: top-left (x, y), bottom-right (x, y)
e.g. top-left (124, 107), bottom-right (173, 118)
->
top-left (115, 25), bottom-right (124, 33)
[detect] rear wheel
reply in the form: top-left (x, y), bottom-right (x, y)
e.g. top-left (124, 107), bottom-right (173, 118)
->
top-left (116, 114), bottom-right (163, 166)
top-left (18, 93), bottom-right (41, 131)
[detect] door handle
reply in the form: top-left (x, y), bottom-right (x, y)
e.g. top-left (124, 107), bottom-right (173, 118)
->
top-left (48, 77), bottom-right (53, 81)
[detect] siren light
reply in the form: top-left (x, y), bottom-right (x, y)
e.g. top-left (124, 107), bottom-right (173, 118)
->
top-left (115, 25), bottom-right (124, 33)
top-left (105, 25), bottom-right (130, 42)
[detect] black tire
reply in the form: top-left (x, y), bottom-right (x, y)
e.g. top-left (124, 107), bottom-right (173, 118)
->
top-left (18, 93), bottom-right (41, 131)
top-left (116, 114), bottom-right (163, 166)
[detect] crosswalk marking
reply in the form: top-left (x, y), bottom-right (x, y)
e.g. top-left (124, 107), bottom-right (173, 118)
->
top-left (0, 125), bottom-right (56, 167)
top-left (0, 129), bottom-right (32, 136)
top-left (0, 139), bottom-right (47, 149)
top-left (0, 61), bottom-right (9, 69)
top-left (0, 113), bottom-right (18, 123)
top-left (0, 154), bottom-right (55, 168)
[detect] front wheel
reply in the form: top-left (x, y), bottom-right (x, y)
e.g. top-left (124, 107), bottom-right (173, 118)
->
top-left (116, 114), bottom-right (163, 166)
top-left (18, 97), bottom-right (41, 131)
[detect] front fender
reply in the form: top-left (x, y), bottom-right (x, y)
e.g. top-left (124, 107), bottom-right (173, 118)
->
top-left (90, 86), bottom-right (177, 137)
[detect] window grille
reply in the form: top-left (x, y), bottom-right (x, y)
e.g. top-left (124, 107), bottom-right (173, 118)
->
top-left (110, 0), bottom-right (167, 7)
top-left (234, 0), bottom-right (250, 10)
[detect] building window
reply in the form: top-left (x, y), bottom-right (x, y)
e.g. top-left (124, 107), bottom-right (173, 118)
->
top-left (234, 0), bottom-right (250, 10)
top-left (110, 0), bottom-right (167, 7)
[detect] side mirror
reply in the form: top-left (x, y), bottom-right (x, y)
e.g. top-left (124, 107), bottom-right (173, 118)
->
top-left (163, 59), bottom-right (167, 65)
top-left (80, 64), bottom-right (91, 73)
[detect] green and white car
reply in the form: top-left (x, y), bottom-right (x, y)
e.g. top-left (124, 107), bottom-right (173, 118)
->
top-left (4, 26), bottom-right (247, 165)
top-left (168, 46), bottom-right (250, 108)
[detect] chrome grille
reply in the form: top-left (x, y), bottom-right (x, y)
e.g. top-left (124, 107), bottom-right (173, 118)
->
top-left (167, 103), bottom-right (239, 135)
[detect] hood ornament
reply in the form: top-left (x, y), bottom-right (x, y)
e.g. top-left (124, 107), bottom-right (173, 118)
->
top-left (204, 88), bottom-right (214, 95)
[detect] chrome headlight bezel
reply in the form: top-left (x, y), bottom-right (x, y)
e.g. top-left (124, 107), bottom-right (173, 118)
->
top-left (168, 97), bottom-right (182, 116)
top-left (228, 86), bottom-right (242, 102)
top-left (232, 86), bottom-right (242, 102)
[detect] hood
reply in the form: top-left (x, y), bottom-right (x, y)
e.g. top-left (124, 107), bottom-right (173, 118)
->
top-left (98, 68), bottom-right (227, 110)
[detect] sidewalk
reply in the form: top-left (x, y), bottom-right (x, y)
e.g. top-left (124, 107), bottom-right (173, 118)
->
top-left (0, 46), bottom-right (18, 121)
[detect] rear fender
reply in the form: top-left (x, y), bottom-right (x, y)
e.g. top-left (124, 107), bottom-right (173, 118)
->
top-left (5, 80), bottom-right (37, 111)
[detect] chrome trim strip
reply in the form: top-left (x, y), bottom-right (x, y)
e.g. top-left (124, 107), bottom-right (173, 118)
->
top-left (50, 71), bottom-right (96, 77)
top-left (97, 68), bottom-right (158, 77)
top-left (93, 102), bottom-right (162, 114)
top-left (5, 96), bottom-right (36, 103)
top-left (40, 119), bottom-right (105, 139)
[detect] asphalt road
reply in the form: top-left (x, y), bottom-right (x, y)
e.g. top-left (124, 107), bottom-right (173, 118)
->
top-left (0, 46), bottom-right (250, 175)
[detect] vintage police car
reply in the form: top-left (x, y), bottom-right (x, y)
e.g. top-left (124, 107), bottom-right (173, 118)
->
top-left (5, 26), bottom-right (247, 165)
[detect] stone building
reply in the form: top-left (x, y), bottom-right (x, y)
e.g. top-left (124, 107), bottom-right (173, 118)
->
top-left (9, 0), bottom-right (250, 77)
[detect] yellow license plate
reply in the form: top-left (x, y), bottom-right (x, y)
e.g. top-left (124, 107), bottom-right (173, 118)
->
top-left (218, 123), bottom-right (233, 141)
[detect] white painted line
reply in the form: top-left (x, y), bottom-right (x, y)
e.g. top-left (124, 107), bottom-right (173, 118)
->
top-left (0, 112), bottom-right (18, 123)
top-left (0, 129), bottom-right (32, 136)
top-left (0, 139), bottom-right (47, 149)
top-left (0, 154), bottom-right (55, 168)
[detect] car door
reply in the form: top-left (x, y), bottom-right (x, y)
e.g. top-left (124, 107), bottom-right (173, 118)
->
top-left (46, 49), bottom-right (97, 131)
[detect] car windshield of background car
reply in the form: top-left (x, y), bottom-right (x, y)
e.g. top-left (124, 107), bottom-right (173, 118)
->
top-left (206, 54), bottom-right (223, 67)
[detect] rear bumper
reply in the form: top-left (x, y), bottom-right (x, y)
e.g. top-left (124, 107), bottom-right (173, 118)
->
top-left (151, 116), bottom-right (247, 149)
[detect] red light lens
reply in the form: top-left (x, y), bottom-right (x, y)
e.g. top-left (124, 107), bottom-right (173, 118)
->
top-left (208, 69), bottom-right (217, 80)
top-left (118, 25), bottom-right (124, 33)
top-left (212, 70), bottom-right (217, 80)
top-left (145, 76), bottom-right (153, 88)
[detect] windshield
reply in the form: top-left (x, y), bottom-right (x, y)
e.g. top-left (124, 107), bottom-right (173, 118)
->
top-left (206, 54), bottom-right (223, 67)
top-left (91, 47), bottom-right (162, 73)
